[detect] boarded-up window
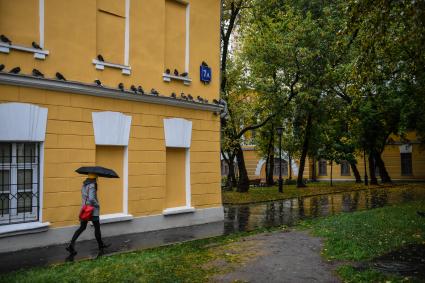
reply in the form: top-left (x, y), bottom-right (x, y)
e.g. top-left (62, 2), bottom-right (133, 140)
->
top-left (97, 0), bottom-right (125, 64)
top-left (340, 160), bottom-right (351, 176)
top-left (401, 153), bottom-right (413, 176)
top-left (0, 0), bottom-right (39, 46)
top-left (96, 145), bottom-right (124, 214)
top-left (165, 148), bottom-right (186, 208)
top-left (318, 159), bottom-right (327, 176)
top-left (164, 0), bottom-right (186, 73)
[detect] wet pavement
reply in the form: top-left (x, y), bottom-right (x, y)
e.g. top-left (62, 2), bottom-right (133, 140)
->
top-left (224, 185), bottom-right (425, 233)
top-left (1, 185), bottom-right (424, 274)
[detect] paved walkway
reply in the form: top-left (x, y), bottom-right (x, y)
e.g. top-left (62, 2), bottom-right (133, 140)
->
top-left (0, 221), bottom-right (224, 273)
top-left (213, 230), bottom-right (340, 283)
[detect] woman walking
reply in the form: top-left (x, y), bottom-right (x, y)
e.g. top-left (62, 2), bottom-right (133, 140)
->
top-left (66, 173), bottom-right (110, 256)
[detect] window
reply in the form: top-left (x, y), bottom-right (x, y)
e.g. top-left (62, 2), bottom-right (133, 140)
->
top-left (318, 159), bottom-right (327, 176)
top-left (0, 0), bottom-right (48, 59)
top-left (401, 153), bottom-right (413, 176)
top-left (273, 158), bottom-right (288, 176)
top-left (340, 160), bottom-right (351, 176)
top-left (163, 0), bottom-right (191, 84)
top-left (94, 0), bottom-right (131, 74)
top-left (0, 143), bottom-right (40, 225)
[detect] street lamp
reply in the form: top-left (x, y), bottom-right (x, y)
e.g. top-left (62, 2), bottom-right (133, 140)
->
top-left (276, 127), bottom-right (284, 193)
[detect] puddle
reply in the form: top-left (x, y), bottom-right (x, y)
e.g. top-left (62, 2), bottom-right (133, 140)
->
top-left (357, 244), bottom-right (425, 280)
top-left (224, 186), bottom-right (425, 234)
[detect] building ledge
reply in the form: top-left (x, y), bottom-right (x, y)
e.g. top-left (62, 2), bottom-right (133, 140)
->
top-left (163, 206), bottom-right (195, 216)
top-left (163, 73), bottom-right (192, 86)
top-left (0, 43), bottom-right (49, 60)
top-left (0, 222), bottom-right (50, 238)
top-left (99, 213), bottom-right (133, 224)
top-left (92, 59), bottom-right (131, 75)
top-left (0, 72), bottom-right (222, 112)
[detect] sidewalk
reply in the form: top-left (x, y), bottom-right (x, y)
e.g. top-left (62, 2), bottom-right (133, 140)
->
top-left (0, 221), bottom-right (224, 273)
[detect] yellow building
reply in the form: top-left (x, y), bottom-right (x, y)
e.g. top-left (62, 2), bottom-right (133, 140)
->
top-left (240, 133), bottom-right (425, 182)
top-left (0, 0), bottom-right (222, 252)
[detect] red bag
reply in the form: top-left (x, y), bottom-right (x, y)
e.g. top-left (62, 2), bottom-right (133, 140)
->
top-left (79, 205), bottom-right (94, 221)
top-left (79, 185), bottom-right (94, 221)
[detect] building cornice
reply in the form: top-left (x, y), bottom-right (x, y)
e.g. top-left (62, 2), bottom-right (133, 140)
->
top-left (0, 73), bottom-right (222, 112)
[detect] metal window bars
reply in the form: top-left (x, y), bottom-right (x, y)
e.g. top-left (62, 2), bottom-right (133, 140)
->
top-left (0, 143), bottom-right (40, 225)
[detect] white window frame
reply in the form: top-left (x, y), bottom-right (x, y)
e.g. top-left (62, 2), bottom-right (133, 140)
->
top-left (0, 143), bottom-right (39, 225)
top-left (93, 0), bottom-right (132, 75)
top-left (0, 0), bottom-right (49, 60)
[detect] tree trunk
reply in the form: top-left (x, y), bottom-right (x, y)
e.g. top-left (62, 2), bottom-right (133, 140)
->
top-left (368, 154), bottom-right (378, 185)
top-left (265, 129), bottom-right (275, 186)
top-left (236, 144), bottom-right (250, 192)
top-left (350, 161), bottom-right (362, 183)
top-left (330, 160), bottom-right (333, 186)
top-left (374, 152), bottom-right (392, 183)
top-left (267, 154), bottom-right (275, 186)
top-left (311, 156), bottom-right (317, 182)
top-left (297, 114), bottom-right (312, 188)
top-left (288, 154), bottom-right (292, 180)
top-left (227, 154), bottom-right (238, 188)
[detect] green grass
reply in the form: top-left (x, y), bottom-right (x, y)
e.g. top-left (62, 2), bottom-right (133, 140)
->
top-left (222, 182), bottom-right (402, 204)
top-left (0, 227), bottom-right (285, 283)
top-left (299, 201), bottom-right (425, 282)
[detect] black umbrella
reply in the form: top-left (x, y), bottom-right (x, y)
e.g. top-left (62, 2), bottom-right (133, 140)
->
top-left (75, 166), bottom-right (119, 178)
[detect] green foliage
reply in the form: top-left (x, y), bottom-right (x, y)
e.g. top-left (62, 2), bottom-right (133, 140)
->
top-left (337, 265), bottom-right (404, 283)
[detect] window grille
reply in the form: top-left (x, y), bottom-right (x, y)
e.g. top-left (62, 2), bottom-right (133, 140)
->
top-left (340, 161), bottom-right (351, 176)
top-left (0, 143), bottom-right (40, 225)
top-left (273, 158), bottom-right (288, 176)
top-left (318, 159), bottom-right (327, 176)
top-left (401, 153), bottom-right (413, 176)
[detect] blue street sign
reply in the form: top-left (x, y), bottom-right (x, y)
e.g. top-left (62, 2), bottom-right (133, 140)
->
top-left (200, 65), bottom-right (212, 83)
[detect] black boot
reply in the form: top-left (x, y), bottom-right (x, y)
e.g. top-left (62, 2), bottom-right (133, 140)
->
top-left (66, 244), bottom-right (77, 256)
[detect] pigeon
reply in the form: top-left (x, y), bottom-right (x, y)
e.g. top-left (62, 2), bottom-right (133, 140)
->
top-left (418, 211), bottom-right (425, 217)
top-left (130, 85), bottom-right (137, 94)
top-left (170, 92), bottom-right (176, 98)
top-left (137, 85), bottom-right (144, 94)
top-left (97, 54), bottom-right (104, 62)
top-left (212, 99), bottom-right (219, 104)
top-left (0, 64), bottom-right (4, 72)
top-left (173, 69), bottom-right (179, 76)
top-left (187, 94), bottom-right (193, 101)
top-left (118, 83), bottom-right (124, 91)
top-left (0, 34), bottom-right (11, 45)
top-left (94, 79), bottom-right (102, 86)
top-left (204, 98), bottom-right (209, 103)
top-left (197, 96), bottom-right (204, 103)
top-left (165, 68), bottom-right (171, 75)
top-left (55, 72), bottom-right (66, 81)
top-left (201, 61), bottom-right (209, 67)
top-left (151, 88), bottom-right (159, 96)
top-left (180, 72), bottom-right (188, 77)
top-left (32, 69), bottom-right (44, 78)
top-left (9, 67), bottom-right (21, 74)
top-left (180, 92), bottom-right (187, 100)
top-left (32, 41), bottom-right (41, 49)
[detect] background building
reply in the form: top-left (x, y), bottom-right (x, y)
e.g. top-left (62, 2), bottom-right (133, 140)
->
top-left (0, 0), bottom-right (222, 252)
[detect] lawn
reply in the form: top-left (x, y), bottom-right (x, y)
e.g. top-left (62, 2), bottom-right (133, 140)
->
top-left (222, 181), bottom-right (404, 204)
top-left (299, 200), bottom-right (425, 282)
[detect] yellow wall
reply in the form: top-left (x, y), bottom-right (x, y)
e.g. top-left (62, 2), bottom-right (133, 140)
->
top-left (0, 0), bottom-right (39, 47)
top-left (0, 0), bottom-right (221, 101)
top-left (96, 145), bottom-right (124, 214)
top-left (0, 85), bottom-right (221, 228)
top-left (165, 148), bottom-right (186, 208)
